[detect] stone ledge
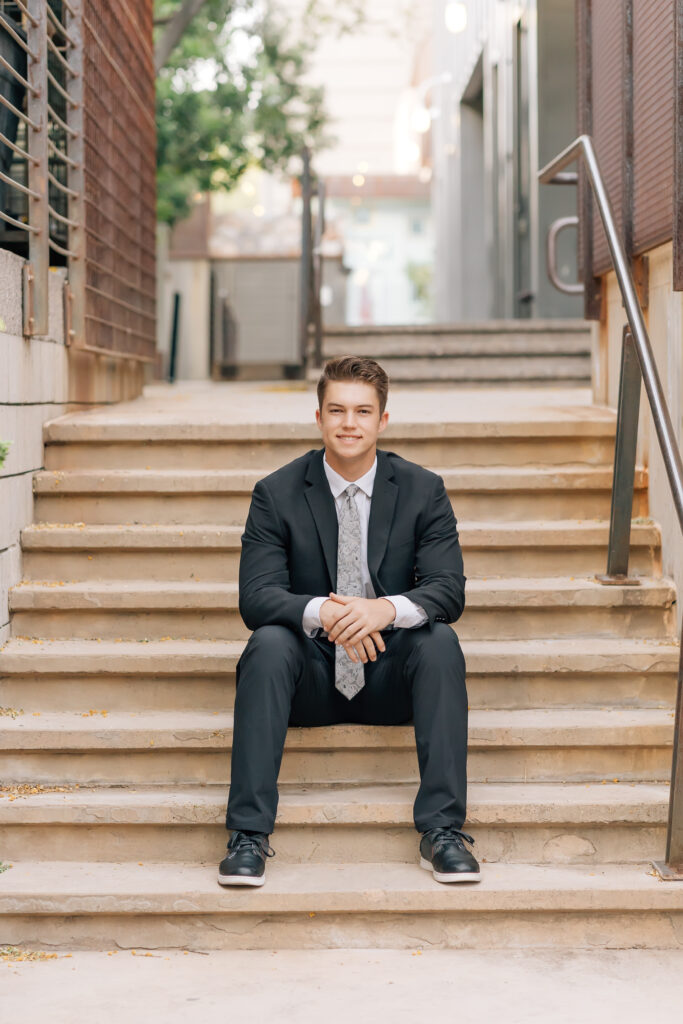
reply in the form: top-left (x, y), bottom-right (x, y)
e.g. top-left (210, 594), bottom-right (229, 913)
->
top-left (0, 707), bottom-right (675, 751)
top-left (1, 637), bottom-right (678, 676)
top-left (323, 320), bottom-right (593, 336)
top-left (0, 782), bottom-right (670, 827)
top-left (1, 861), bottom-right (682, 916)
top-left (31, 466), bottom-right (648, 495)
top-left (8, 576), bottom-right (676, 612)
top-left (42, 406), bottom-right (616, 443)
top-left (19, 520), bottom-right (662, 551)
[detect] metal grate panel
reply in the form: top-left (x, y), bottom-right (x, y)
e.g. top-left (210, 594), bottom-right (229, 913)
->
top-left (79, 0), bottom-right (156, 358)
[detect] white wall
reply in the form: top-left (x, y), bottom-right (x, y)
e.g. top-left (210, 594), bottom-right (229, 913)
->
top-left (163, 259), bottom-right (212, 381)
top-left (328, 197), bottom-right (434, 324)
top-left (287, 0), bottom-right (433, 178)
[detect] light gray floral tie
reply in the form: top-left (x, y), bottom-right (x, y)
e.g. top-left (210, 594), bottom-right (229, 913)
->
top-left (334, 484), bottom-right (366, 699)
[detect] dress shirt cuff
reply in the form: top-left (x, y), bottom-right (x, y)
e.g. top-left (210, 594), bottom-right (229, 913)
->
top-left (302, 596), bottom-right (328, 637)
top-left (382, 594), bottom-right (429, 629)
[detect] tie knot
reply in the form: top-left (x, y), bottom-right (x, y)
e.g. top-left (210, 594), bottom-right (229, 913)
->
top-left (343, 484), bottom-right (360, 499)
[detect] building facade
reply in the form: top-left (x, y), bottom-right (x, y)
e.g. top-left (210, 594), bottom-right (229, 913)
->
top-left (430, 0), bottom-right (582, 322)
top-left (0, 0), bottom-right (157, 642)
top-left (574, 0), bottom-right (683, 619)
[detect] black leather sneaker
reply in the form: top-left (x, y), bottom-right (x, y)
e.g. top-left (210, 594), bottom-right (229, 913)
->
top-left (217, 830), bottom-right (275, 886)
top-left (419, 825), bottom-right (481, 883)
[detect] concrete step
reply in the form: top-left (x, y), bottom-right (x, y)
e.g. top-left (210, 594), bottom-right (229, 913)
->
top-left (316, 355), bottom-right (590, 385)
top-left (32, 466), bottom-right (649, 524)
top-left (321, 320), bottom-right (592, 353)
top-left (43, 423), bottom-right (617, 471)
top-left (43, 393), bottom-right (613, 471)
top-left (0, 782), bottom-right (669, 865)
top-left (19, 520), bottom-right (662, 581)
top-left (2, 860), bottom-right (682, 950)
top-left (319, 322), bottom-right (592, 385)
top-left (1, 637), bottom-right (677, 712)
top-left (0, 708), bottom-right (675, 785)
top-left (9, 577), bottom-right (677, 642)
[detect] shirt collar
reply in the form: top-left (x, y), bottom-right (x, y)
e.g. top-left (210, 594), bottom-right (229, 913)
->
top-left (323, 450), bottom-right (377, 499)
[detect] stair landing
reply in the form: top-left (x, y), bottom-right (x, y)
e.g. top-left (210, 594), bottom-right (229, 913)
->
top-left (0, 380), bottom-right (680, 951)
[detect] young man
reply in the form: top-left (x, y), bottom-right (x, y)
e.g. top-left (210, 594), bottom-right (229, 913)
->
top-left (218, 356), bottom-right (479, 886)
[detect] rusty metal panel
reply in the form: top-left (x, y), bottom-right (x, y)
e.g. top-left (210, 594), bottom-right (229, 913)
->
top-left (675, 0), bottom-right (683, 289)
top-left (575, 0), bottom-right (589, 286)
top-left (591, 0), bottom-right (625, 275)
top-left (575, 0), bottom-right (603, 320)
top-left (80, 0), bottom-right (156, 359)
top-left (632, 0), bottom-right (675, 256)
top-left (0, 2), bottom-right (50, 334)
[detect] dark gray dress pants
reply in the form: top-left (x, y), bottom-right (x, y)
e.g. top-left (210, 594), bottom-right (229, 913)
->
top-left (225, 620), bottom-right (468, 835)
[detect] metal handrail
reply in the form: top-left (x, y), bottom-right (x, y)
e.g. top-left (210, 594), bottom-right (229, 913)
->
top-left (546, 215), bottom-right (584, 295)
top-left (539, 133), bottom-right (683, 877)
top-left (539, 135), bottom-right (683, 527)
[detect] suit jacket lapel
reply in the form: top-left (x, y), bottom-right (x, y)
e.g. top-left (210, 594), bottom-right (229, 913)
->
top-left (367, 449), bottom-right (398, 586)
top-left (304, 447), bottom-right (398, 591)
top-left (304, 449), bottom-right (338, 586)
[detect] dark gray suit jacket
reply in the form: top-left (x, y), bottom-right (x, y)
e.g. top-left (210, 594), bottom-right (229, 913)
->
top-left (238, 447), bottom-right (466, 634)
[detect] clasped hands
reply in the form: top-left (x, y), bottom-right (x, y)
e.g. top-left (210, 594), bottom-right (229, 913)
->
top-left (320, 592), bottom-right (396, 663)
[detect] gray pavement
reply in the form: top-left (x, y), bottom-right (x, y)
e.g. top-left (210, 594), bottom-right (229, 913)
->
top-left (66, 378), bottom-right (597, 426)
top-left (1, 948), bottom-right (682, 1023)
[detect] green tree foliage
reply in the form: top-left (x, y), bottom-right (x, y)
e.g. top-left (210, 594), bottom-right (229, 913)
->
top-left (155, 0), bottom-right (365, 225)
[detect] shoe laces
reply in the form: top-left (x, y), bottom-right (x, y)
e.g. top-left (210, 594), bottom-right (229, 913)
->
top-left (227, 830), bottom-right (275, 858)
top-left (423, 825), bottom-right (475, 853)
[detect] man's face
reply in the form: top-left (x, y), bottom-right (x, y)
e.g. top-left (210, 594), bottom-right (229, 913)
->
top-left (316, 380), bottom-right (388, 463)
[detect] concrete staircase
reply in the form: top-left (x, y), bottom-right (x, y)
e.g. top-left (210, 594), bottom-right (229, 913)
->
top-left (1, 388), bottom-right (682, 951)
top-left (316, 321), bottom-right (593, 385)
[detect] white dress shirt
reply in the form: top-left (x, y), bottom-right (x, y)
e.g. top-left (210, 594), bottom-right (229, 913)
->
top-left (301, 451), bottom-right (429, 638)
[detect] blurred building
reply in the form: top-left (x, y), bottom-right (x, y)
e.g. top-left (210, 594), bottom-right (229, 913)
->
top-left (429, 0), bottom-right (581, 321)
top-left (159, 0), bottom-right (438, 379)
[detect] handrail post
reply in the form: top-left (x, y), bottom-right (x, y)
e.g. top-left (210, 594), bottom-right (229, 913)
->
top-left (596, 326), bottom-right (642, 585)
top-left (653, 643), bottom-right (683, 876)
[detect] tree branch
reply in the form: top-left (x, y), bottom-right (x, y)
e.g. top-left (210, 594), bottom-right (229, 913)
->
top-left (154, 0), bottom-right (211, 73)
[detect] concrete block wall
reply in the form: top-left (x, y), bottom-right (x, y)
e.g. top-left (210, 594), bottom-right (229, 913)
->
top-left (1, 248), bottom-right (152, 643)
top-left (1, 252), bottom-right (70, 643)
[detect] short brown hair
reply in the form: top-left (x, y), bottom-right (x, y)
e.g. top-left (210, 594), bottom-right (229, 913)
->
top-left (317, 356), bottom-right (389, 416)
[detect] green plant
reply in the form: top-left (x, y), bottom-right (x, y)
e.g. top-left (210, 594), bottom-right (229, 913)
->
top-left (0, 441), bottom-right (11, 470)
top-left (154, 0), bottom-right (366, 225)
